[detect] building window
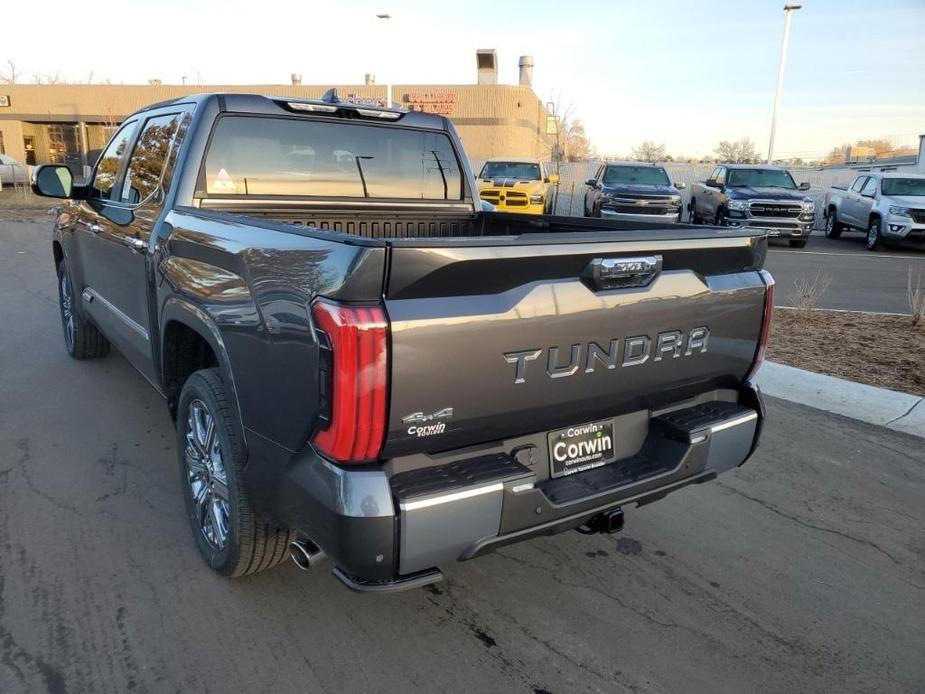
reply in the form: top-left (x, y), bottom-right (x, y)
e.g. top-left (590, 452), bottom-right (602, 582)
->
top-left (0, 131), bottom-right (4, 155)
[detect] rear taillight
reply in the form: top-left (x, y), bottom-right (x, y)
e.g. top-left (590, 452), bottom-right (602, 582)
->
top-left (745, 270), bottom-right (775, 382)
top-left (311, 300), bottom-right (388, 463)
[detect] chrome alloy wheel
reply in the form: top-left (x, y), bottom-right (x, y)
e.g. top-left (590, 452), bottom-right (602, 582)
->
top-left (184, 400), bottom-right (231, 550)
top-left (59, 270), bottom-right (75, 351)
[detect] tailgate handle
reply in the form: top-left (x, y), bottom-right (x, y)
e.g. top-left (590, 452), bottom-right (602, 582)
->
top-left (583, 255), bottom-right (662, 291)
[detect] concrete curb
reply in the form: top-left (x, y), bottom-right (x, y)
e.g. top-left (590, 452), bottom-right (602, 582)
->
top-left (755, 361), bottom-right (925, 439)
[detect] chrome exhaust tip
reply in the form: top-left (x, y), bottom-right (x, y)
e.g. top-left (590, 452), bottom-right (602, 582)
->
top-left (289, 539), bottom-right (326, 571)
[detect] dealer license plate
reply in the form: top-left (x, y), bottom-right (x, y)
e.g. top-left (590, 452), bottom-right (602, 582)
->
top-left (548, 420), bottom-right (616, 478)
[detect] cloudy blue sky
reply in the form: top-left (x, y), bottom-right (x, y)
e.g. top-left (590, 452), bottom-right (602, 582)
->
top-left (4, 0), bottom-right (924, 158)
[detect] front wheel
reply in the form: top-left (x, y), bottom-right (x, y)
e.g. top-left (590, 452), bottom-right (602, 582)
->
top-left (714, 210), bottom-right (726, 227)
top-left (177, 368), bottom-right (294, 577)
top-left (688, 200), bottom-right (700, 224)
top-left (56, 261), bottom-right (110, 359)
top-left (865, 219), bottom-right (883, 251)
top-left (824, 213), bottom-right (843, 239)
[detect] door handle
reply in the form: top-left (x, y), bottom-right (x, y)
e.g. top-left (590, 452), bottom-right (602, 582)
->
top-left (122, 236), bottom-right (147, 253)
top-left (77, 219), bottom-right (103, 234)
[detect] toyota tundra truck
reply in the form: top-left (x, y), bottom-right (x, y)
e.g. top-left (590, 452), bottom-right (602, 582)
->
top-left (823, 172), bottom-right (925, 251)
top-left (33, 92), bottom-right (772, 593)
top-left (689, 164), bottom-right (815, 248)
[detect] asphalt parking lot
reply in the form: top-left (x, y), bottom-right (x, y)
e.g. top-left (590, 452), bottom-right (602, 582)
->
top-left (765, 231), bottom-right (925, 313)
top-left (1, 218), bottom-right (924, 694)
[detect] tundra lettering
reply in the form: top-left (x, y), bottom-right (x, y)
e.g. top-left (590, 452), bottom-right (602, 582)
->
top-left (505, 327), bottom-right (710, 384)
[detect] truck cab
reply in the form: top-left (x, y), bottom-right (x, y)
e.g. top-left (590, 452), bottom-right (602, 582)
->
top-left (476, 158), bottom-right (559, 214)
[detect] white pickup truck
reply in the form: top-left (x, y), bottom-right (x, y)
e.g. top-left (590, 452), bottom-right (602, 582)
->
top-left (823, 172), bottom-right (925, 251)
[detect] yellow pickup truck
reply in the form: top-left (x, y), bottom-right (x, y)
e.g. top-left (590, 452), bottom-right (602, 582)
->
top-left (477, 158), bottom-right (559, 214)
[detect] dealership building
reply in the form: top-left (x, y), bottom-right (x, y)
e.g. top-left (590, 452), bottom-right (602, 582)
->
top-left (0, 51), bottom-right (553, 174)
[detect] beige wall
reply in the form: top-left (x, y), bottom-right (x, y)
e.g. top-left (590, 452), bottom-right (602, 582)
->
top-left (0, 83), bottom-right (552, 164)
top-left (0, 120), bottom-right (25, 161)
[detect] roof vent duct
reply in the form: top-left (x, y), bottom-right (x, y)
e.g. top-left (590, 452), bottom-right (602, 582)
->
top-left (476, 49), bottom-right (497, 85)
top-left (518, 56), bottom-right (534, 87)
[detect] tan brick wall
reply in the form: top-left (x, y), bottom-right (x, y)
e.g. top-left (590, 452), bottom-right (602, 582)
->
top-left (0, 83), bottom-right (553, 164)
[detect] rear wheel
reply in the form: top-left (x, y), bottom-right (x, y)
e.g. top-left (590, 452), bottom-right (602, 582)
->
top-left (824, 211), bottom-right (843, 239)
top-left (177, 368), bottom-right (294, 576)
top-left (56, 261), bottom-right (110, 359)
top-left (865, 218), bottom-right (882, 251)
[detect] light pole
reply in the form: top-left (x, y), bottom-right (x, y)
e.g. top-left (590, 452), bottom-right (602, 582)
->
top-left (375, 13), bottom-right (392, 107)
top-left (767, 3), bottom-right (801, 163)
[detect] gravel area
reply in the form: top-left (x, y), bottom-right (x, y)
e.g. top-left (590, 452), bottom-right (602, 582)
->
top-left (767, 308), bottom-right (925, 397)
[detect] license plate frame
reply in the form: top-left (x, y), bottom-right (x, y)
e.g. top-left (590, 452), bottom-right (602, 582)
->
top-left (547, 419), bottom-right (617, 478)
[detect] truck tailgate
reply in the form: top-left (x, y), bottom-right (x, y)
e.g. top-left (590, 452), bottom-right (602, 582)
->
top-left (382, 232), bottom-right (768, 457)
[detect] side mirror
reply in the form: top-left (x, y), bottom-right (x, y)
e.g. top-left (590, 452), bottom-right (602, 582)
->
top-left (585, 178), bottom-right (597, 188)
top-left (704, 179), bottom-right (718, 188)
top-left (674, 181), bottom-right (686, 190)
top-left (547, 174), bottom-right (560, 184)
top-left (798, 181), bottom-right (811, 191)
top-left (32, 165), bottom-right (74, 198)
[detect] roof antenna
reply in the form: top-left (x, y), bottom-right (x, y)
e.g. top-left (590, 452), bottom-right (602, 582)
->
top-left (321, 88), bottom-right (341, 104)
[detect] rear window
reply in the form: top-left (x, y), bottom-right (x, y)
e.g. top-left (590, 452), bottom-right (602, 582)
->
top-left (202, 116), bottom-right (463, 200)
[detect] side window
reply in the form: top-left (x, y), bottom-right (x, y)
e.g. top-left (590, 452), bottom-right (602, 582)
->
top-left (860, 177), bottom-right (878, 197)
top-left (709, 167), bottom-right (721, 182)
top-left (120, 113), bottom-right (184, 204)
top-left (91, 121), bottom-right (138, 200)
top-left (850, 176), bottom-right (868, 193)
top-left (715, 167), bottom-right (726, 185)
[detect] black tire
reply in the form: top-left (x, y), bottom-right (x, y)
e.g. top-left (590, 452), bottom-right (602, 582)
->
top-left (824, 211), bottom-right (843, 239)
top-left (688, 200), bottom-right (700, 224)
top-left (714, 209), bottom-right (725, 227)
top-left (865, 218), bottom-right (882, 251)
top-left (56, 261), bottom-right (110, 359)
top-left (176, 368), bottom-right (294, 577)
top-left (789, 239), bottom-right (807, 248)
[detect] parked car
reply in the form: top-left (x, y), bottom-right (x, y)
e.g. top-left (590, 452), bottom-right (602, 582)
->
top-left (0, 154), bottom-right (31, 186)
top-left (33, 92), bottom-right (772, 593)
top-left (476, 158), bottom-right (558, 214)
top-left (583, 162), bottom-right (685, 223)
top-left (823, 173), bottom-right (925, 251)
top-left (689, 165), bottom-right (814, 248)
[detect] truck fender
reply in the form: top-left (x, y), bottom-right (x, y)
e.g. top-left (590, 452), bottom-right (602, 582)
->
top-left (160, 296), bottom-right (245, 440)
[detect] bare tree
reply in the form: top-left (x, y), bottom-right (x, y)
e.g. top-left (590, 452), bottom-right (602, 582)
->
top-left (714, 137), bottom-right (758, 163)
top-left (631, 140), bottom-right (667, 163)
top-left (563, 120), bottom-right (592, 162)
top-left (0, 59), bottom-right (21, 84)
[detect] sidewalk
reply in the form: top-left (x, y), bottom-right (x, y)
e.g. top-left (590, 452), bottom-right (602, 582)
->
top-left (756, 361), bottom-right (925, 438)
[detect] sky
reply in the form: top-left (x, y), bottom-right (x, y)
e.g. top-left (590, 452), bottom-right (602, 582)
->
top-left (4, 0), bottom-right (924, 159)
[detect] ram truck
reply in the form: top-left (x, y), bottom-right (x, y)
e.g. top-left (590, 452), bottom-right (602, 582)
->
top-left (689, 164), bottom-right (814, 248)
top-left (34, 92), bottom-right (772, 592)
top-left (476, 158), bottom-right (559, 214)
top-left (823, 172), bottom-right (925, 250)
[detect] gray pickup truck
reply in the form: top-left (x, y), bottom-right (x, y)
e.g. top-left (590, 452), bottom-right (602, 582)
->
top-left (33, 92), bottom-right (772, 593)
top-left (823, 172), bottom-right (925, 250)
top-left (689, 164), bottom-right (815, 248)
